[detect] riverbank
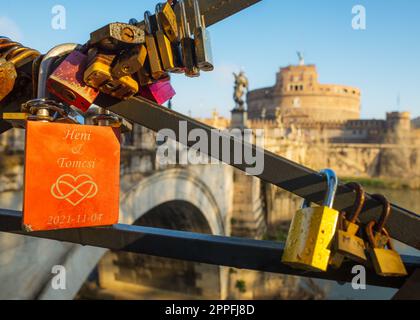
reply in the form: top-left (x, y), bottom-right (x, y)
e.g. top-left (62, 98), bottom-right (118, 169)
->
top-left (341, 176), bottom-right (420, 190)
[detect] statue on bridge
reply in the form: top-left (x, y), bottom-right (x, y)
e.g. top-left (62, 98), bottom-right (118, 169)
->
top-left (233, 71), bottom-right (249, 111)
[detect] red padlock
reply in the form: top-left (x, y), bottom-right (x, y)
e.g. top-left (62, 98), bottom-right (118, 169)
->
top-left (138, 78), bottom-right (176, 105)
top-left (47, 50), bottom-right (99, 112)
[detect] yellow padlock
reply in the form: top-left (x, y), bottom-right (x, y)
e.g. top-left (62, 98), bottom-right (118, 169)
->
top-left (329, 182), bottom-right (367, 268)
top-left (282, 169), bottom-right (340, 272)
top-left (157, 1), bottom-right (179, 43)
top-left (365, 194), bottom-right (408, 277)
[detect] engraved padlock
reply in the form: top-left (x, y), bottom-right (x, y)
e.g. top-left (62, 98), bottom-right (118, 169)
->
top-left (47, 50), bottom-right (99, 112)
top-left (22, 101), bottom-right (120, 232)
top-left (282, 169), bottom-right (340, 272)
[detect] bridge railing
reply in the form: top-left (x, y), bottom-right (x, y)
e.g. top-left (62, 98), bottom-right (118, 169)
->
top-left (1, 208), bottom-right (419, 290)
top-left (97, 95), bottom-right (420, 251)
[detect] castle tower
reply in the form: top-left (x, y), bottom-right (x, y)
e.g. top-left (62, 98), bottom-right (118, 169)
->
top-left (386, 111), bottom-right (411, 132)
top-left (247, 57), bottom-right (361, 122)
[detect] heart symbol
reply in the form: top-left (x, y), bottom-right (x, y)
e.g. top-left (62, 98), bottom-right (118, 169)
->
top-left (51, 174), bottom-right (98, 206)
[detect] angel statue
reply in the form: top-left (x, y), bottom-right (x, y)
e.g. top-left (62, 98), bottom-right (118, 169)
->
top-left (233, 71), bottom-right (249, 110)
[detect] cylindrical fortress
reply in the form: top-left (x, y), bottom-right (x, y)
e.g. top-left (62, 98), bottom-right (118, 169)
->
top-left (247, 64), bottom-right (361, 122)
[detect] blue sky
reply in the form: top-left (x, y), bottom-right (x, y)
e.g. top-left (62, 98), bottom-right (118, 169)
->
top-left (1, 0), bottom-right (419, 119)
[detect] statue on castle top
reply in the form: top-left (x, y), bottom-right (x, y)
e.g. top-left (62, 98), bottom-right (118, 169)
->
top-left (233, 71), bottom-right (249, 111)
top-left (297, 51), bottom-right (305, 66)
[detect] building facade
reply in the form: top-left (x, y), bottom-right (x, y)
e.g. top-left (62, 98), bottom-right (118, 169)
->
top-left (247, 64), bottom-right (361, 122)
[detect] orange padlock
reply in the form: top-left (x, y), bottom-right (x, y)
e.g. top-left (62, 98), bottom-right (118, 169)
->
top-left (23, 121), bottom-right (121, 231)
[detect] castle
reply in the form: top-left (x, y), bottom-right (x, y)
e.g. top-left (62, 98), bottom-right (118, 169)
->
top-left (199, 59), bottom-right (419, 146)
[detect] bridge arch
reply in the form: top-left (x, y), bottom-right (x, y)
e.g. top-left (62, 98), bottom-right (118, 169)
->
top-left (38, 168), bottom-right (228, 300)
top-left (120, 168), bottom-right (225, 236)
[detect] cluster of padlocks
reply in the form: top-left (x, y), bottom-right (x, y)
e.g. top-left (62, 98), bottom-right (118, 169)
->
top-left (48, 0), bottom-right (212, 110)
top-left (1, 0), bottom-right (212, 116)
top-left (282, 169), bottom-right (408, 277)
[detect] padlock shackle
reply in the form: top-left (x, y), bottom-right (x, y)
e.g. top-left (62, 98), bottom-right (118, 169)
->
top-left (155, 4), bottom-right (164, 32)
top-left (179, 0), bottom-right (191, 38)
top-left (301, 168), bottom-right (338, 209)
top-left (144, 11), bottom-right (153, 34)
top-left (345, 182), bottom-right (365, 223)
top-left (37, 43), bottom-right (78, 99)
top-left (371, 194), bottom-right (391, 233)
top-left (366, 220), bottom-right (395, 250)
top-left (193, 0), bottom-right (202, 28)
top-left (321, 168), bottom-right (338, 208)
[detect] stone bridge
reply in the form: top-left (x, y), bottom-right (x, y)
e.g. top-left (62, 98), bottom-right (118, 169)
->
top-left (0, 126), bottom-right (267, 300)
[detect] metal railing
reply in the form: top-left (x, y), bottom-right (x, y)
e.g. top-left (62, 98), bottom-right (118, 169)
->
top-left (1, 209), bottom-right (419, 289)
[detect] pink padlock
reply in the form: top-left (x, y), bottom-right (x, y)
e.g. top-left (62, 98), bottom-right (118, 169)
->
top-left (138, 78), bottom-right (176, 105)
top-left (47, 50), bottom-right (99, 112)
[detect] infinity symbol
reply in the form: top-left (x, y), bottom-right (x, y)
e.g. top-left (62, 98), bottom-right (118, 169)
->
top-left (51, 174), bottom-right (98, 207)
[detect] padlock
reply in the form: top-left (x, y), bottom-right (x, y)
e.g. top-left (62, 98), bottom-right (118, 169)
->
top-left (22, 101), bottom-right (120, 232)
top-left (192, 0), bottom-right (214, 71)
top-left (365, 194), bottom-right (408, 277)
top-left (138, 77), bottom-right (176, 105)
top-left (2, 45), bottom-right (40, 69)
top-left (47, 50), bottom-right (99, 112)
top-left (0, 38), bottom-right (40, 70)
top-left (179, 0), bottom-right (200, 78)
top-left (111, 44), bottom-right (148, 79)
top-left (329, 183), bottom-right (367, 268)
top-left (171, 41), bottom-right (185, 74)
top-left (100, 76), bottom-right (139, 100)
top-left (136, 61), bottom-right (154, 87)
top-left (282, 169), bottom-right (340, 272)
top-left (144, 11), bottom-right (166, 80)
top-left (84, 50), bottom-right (115, 89)
top-left (0, 38), bottom-right (40, 102)
top-left (84, 50), bottom-right (139, 100)
top-left (157, 0), bottom-right (179, 43)
top-left (90, 22), bottom-right (145, 51)
top-left (155, 4), bottom-right (177, 72)
top-left (0, 58), bottom-right (17, 102)
top-left (1, 112), bottom-right (30, 129)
